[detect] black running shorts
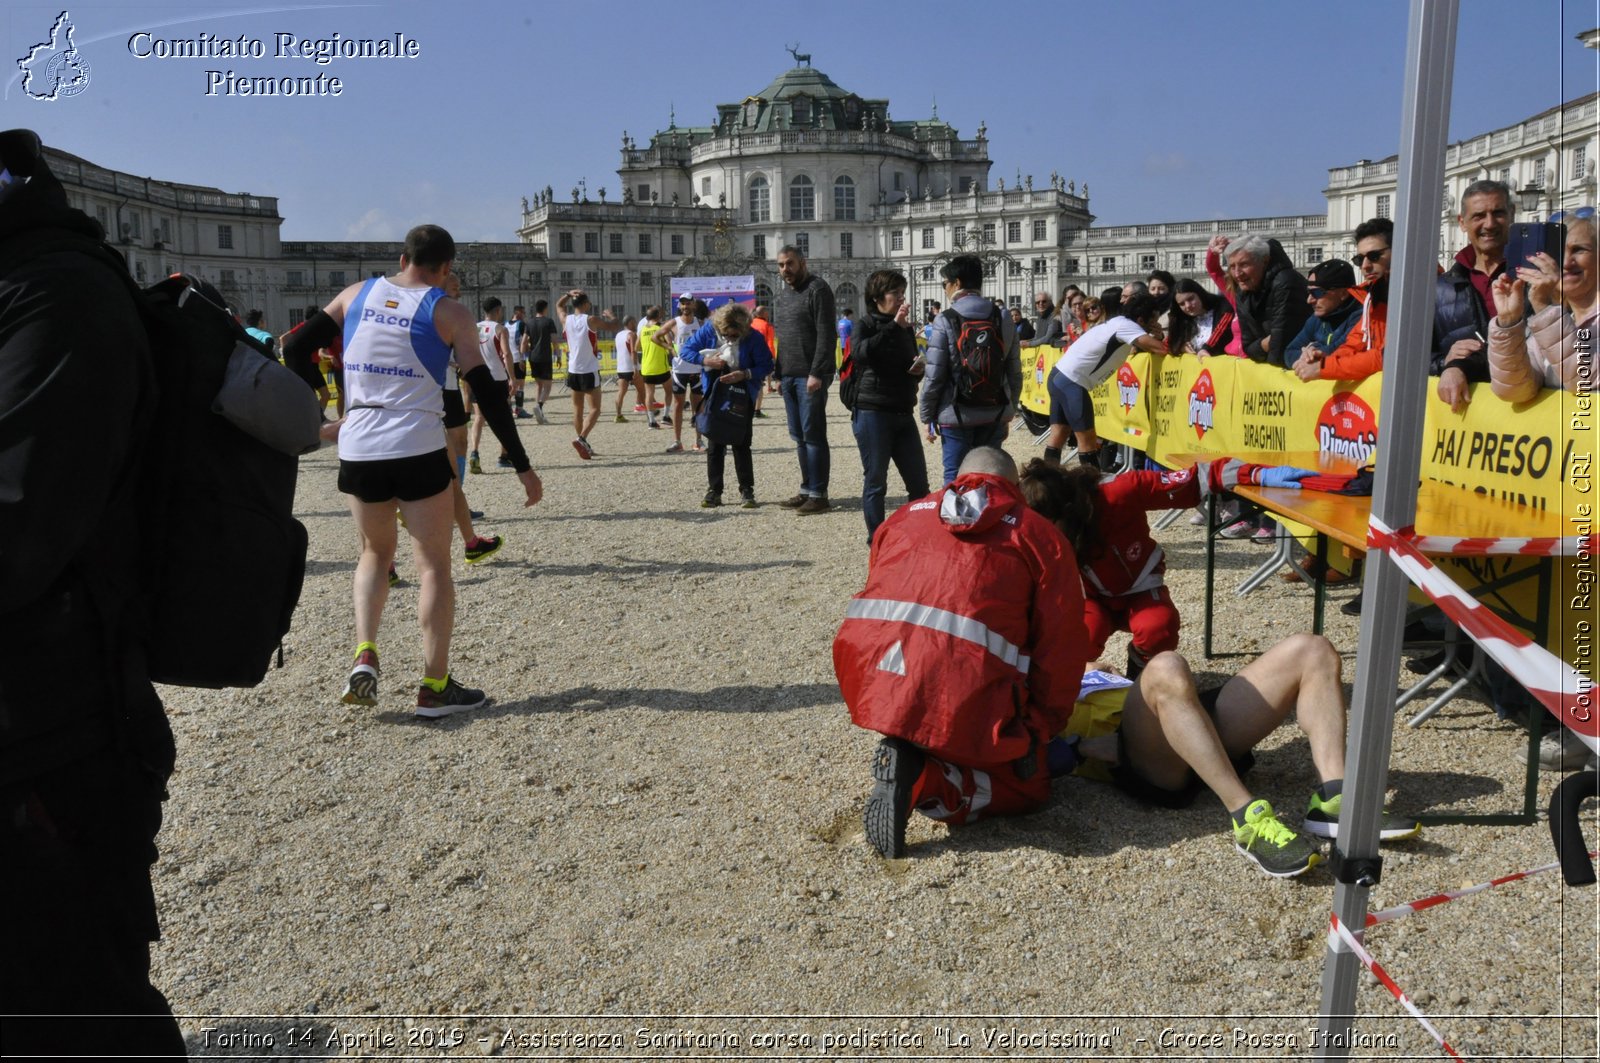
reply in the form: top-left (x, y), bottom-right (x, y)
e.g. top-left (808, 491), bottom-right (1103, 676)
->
top-left (616, 371), bottom-right (635, 383)
top-left (671, 371), bottom-right (703, 395)
top-left (567, 371), bottom-right (600, 393)
top-left (642, 371), bottom-right (671, 385)
top-left (513, 362), bottom-right (527, 381)
top-left (338, 449), bottom-right (453, 503)
top-left (442, 388), bottom-right (468, 429)
top-left (528, 358), bottom-right (553, 381)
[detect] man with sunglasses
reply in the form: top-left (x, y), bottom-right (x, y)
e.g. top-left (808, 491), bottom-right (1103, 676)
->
top-left (1284, 259), bottom-right (1361, 372)
top-left (1030, 291), bottom-right (1063, 346)
top-left (1295, 220), bottom-right (1394, 382)
top-left (1321, 220), bottom-right (1394, 379)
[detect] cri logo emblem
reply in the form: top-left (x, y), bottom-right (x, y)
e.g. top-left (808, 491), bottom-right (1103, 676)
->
top-left (1188, 369), bottom-right (1216, 440)
top-left (1116, 363), bottom-right (1142, 413)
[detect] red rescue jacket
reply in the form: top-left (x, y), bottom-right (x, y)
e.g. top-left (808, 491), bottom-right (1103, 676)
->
top-left (833, 474), bottom-right (1088, 767)
top-left (1082, 459), bottom-right (1264, 599)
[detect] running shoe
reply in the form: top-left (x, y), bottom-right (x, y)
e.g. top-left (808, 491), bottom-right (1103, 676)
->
top-left (633, 404), bottom-right (648, 413)
top-left (1251, 525), bottom-right (1279, 546)
top-left (650, 402), bottom-right (664, 410)
top-left (415, 676), bottom-right (487, 719)
top-left (661, 414), bottom-right (672, 426)
top-left (514, 408), bottom-right (532, 419)
top-left (496, 455), bottom-right (513, 469)
top-left (533, 406), bottom-right (549, 425)
top-left (1303, 792), bottom-right (1422, 841)
top-left (468, 452), bottom-right (483, 475)
top-left (647, 421), bottom-right (662, 430)
top-left (464, 535), bottom-right (503, 564)
top-left (1232, 799), bottom-right (1321, 878)
top-left (664, 442), bottom-right (684, 453)
top-left (740, 492), bottom-right (758, 509)
top-left (701, 491), bottom-right (722, 508)
top-left (753, 410), bottom-right (768, 418)
top-left (341, 647), bottom-right (380, 707)
top-left (691, 442), bottom-right (706, 452)
top-left (469, 509), bottom-right (484, 520)
top-left (615, 414), bottom-right (629, 423)
top-left (572, 438), bottom-right (592, 460)
top-left (865, 737), bottom-right (924, 859)
top-left (1219, 518), bottom-right (1256, 539)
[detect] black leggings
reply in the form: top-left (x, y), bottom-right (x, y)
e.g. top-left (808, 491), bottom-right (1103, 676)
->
top-left (707, 441), bottom-right (753, 494)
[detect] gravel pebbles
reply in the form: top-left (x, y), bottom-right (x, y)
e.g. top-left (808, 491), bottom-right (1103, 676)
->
top-left (154, 400), bottom-right (1597, 1058)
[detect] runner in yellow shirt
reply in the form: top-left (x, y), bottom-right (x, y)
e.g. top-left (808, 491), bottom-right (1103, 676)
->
top-left (636, 306), bottom-right (672, 430)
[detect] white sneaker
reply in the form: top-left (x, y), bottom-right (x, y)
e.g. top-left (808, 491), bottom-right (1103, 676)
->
top-left (533, 405), bottom-right (549, 425)
top-left (1533, 727), bottom-right (1594, 772)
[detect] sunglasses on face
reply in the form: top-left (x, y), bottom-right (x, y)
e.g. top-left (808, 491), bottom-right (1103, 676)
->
top-left (1351, 249), bottom-right (1388, 266)
top-left (1309, 287), bottom-right (1344, 299)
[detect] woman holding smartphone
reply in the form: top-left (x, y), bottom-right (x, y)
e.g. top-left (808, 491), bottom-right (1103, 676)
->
top-left (847, 269), bottom-right (930, 542)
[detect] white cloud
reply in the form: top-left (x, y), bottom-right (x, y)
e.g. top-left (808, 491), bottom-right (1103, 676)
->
top-left (345, 209), bottom-right (402, 241)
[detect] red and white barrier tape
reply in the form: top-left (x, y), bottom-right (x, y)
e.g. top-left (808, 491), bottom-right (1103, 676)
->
top-left (1329, 914), bottom-right (1467, 1061)
top-left (1407, 532), bottom-right (1598, 558)
top-left (1364, 851), bottom-right (1599, 927)
top-left (1367, 516), bottom-right (1599, 755)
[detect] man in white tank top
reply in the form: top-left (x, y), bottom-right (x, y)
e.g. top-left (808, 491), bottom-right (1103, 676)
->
top-left (469, 297), bottom-right (514, 471)
top-left (297, 224), bottom-right (542, 719)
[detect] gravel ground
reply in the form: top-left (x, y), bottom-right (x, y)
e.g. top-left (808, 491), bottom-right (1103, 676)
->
top-left (153, 394), bottom-right (1597, 1059)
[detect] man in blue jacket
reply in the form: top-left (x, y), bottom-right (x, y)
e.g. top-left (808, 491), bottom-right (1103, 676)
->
top-left (1282, 259), bottom-right (1362, 370)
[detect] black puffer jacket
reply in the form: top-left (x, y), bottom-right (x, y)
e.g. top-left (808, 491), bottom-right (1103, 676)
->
top-left (1430, 257), bottom-right (1495, 381)
top-left (1236, 238), bottom-right (1310, 364)
top-left (849, 308), bottom-right (921, 412)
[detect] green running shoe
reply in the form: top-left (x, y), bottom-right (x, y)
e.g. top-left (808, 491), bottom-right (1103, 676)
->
top-left (1232, 799), bottom-right (1321, 878)
top-left (1303, 791), bottom-right (1422, 841)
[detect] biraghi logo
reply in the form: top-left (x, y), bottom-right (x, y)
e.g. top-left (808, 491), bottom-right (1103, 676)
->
top-left (1188, 369), bottom-right (1216, 440)
top-left (1116, 362), bottom-right (1142, 413)
top-left (17, 11), bottom-right (91, 101)
top-left (1317, 393), bottom-right (1378, 463)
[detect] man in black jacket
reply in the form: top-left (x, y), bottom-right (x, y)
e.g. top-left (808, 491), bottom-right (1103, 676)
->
top-left (1432, 179), bottom-right (1511, 412)
top-left (1226, 234), bottom-right (1310, 363)
top-left (848, 269), bottom-right (931, 541)
top-left (0, 129), bottom-right (187, 1056)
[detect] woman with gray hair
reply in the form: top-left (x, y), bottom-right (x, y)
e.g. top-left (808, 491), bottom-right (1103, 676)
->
top-left (675, 302), bottom-right (775, 507)
top-left (1487, 212), bottom-right (1596, 402)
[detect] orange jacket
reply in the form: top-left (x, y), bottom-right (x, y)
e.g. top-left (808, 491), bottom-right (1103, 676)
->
top-left (1320, 285), bottom-right (1387, 380)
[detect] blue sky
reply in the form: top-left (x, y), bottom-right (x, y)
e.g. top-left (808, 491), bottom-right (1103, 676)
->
top-left (6, 0), bottom-right (1597, 241)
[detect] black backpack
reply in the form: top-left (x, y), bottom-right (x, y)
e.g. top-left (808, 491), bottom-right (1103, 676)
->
top-left (134, 269), bottom-right (318, 687)
top-left (5, 234), bottom-right (319, 688)
top-left (941, 304), bottom-right (1008, 409)
top-left (838, 341), bottom-right (859, 410)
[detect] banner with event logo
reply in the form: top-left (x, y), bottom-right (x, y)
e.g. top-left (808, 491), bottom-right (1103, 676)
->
top-left (669, 275), bottom-right (756, 313)
top-left (1018, 349), bottom-right (1597, 659)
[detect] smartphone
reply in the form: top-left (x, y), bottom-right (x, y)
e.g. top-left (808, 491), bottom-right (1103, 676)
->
top-left (1506, 222), bottom-right (1565, 271)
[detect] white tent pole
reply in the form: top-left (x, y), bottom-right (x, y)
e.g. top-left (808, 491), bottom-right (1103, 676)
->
top-left (1315, 0), bottom-right (1459, 1054)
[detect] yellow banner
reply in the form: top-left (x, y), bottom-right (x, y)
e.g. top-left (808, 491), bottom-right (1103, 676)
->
top-left (1019, 350), bottom-right (1597, 658)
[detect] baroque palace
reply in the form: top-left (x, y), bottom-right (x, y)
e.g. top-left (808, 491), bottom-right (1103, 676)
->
top-left (49, 45), bottom-right (1599, 330)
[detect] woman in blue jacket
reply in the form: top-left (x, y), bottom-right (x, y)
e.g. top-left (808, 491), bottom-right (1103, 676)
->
top-left (678, 303), bottom-right (773, 507)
